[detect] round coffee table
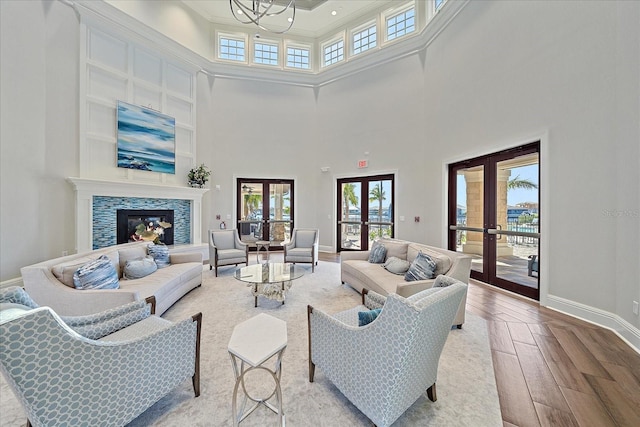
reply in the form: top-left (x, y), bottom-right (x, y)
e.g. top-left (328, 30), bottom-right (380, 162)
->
top-left (234, 263), bottom-right (305, 307)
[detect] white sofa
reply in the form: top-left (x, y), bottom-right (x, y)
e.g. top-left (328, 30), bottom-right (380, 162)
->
top-left (340, 238), bottom-right (471, 327)
top-left (21, 241), bottom-right (203, 316)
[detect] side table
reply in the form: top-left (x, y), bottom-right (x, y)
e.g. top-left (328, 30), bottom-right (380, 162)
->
top-left (255, 240), bottom-right (270, 263)
top-left (228, 313), bottom-right (287, 426)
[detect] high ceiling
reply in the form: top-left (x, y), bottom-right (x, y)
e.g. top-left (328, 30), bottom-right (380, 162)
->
top-left (182, 0), bottom-right (396, 38)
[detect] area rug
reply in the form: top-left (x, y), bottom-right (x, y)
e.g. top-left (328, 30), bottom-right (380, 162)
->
top-left (0, 258), bottom-right (502, 426)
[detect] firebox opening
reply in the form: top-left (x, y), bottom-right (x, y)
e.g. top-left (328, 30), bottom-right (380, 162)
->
top-left (116, 209), bottom-right (174, 245)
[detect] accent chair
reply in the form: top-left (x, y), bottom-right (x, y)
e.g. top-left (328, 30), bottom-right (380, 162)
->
top-left (307, 282), bottom-right (467, 427)
top-left (283, 228), bottom-right (319, 272)
top-left (209, 229), bottom-right (249, 276)
top-left (0, 287), bottom-right (202, 427)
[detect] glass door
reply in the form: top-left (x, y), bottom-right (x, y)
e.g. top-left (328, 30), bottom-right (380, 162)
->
top-left (338, 174), bottom-right (394, 251)
top-left (448, 142), bottom-right (540, 300)
top-left (237, 179), bottom-right (293, 250)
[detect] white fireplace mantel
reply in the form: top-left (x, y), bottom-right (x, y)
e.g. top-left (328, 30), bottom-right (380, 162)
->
top-left (68, 177), bottom-right (209, 253)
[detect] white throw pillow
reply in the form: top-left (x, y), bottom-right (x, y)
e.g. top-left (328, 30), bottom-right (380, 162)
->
top-left (383, 256), bottom-right (411, 275)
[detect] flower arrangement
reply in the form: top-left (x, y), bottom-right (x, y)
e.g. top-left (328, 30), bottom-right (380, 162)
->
top-left (188, 164), bottom-right (211, 188)
top-left (132, 220), bottom-right (172, 244)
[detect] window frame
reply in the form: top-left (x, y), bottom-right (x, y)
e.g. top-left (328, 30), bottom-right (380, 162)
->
top-left (321, 33), bottom-right (346, 68)
top-left (383, 3), bottom-right (416, 45)
top-left (253, 39), bottom-right (280, 67)
top-left (350, 20), bottom-right (378, 57)
top-left (284, 41), bottom-right (312, 71)
top-left (217, 32), bottom-right (248, 64)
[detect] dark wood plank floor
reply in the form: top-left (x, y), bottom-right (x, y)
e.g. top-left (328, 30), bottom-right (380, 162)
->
top-left (319, 253), bottom-right (640, 427)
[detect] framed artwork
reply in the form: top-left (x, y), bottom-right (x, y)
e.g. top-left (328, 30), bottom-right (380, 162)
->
top-left (116, 101), bottom-right (176, 174)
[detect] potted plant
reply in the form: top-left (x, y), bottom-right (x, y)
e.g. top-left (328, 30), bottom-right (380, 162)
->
top-left (188, 164), bottom-right (211, 188)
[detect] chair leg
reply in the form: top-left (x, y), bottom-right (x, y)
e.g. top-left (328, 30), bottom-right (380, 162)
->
top-left (456, 324), bottom-right (462, 329)
top-left (26, 419), bottom-right (32, 427)
top-left (427, 383), bottom-right (437, 402)
top-left (215, 266), bottom-right (218, 277)
top-left (209, 264), bottom-right (212, 270)
top-left (307, 305), bottom-right (315, 382)
top-left (191, 313), bottom-right (203, 398)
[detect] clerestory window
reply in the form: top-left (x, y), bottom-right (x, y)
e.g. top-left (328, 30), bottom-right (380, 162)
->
top-left (386, 7), bottom-right (415, 41)
top-left (323, 39), bottom-right (344, 67)
top-left (353, 24), bottom-right (377, 56)
top-left (219, 37), bottom-right (245, 62)
top-left (254, 42), bottom-right (278, 66)
top-left (286, 46), bottom-right (310, 69)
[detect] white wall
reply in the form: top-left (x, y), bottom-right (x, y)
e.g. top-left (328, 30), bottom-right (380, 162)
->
top-left (1, 1), bottom-right (638, 342)
top-left (1, 0), bottom-right (78, 281)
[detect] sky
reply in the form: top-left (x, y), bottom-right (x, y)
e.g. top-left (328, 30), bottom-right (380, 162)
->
top-left (457, 164), bottom-right (539, 207)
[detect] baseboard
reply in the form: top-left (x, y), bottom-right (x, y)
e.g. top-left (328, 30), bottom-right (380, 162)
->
top-left (0, 277), bottom-right (24, 290)
top-left (319, 245), bottom-right (333, 253)
top-left (546, 294), bottom-right (640, 353)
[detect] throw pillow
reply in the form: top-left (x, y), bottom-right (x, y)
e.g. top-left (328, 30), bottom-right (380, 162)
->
top-left (73, 255), bottom-right (120, 290)
top-left (358, 308), bottom-right (382, 326)
top-left (383, 256), bottom-right (411, 275)
top-left (123, 256), bottom-right (158, 280)
top-left (434, 274), bottom-right (459, 288)
top-left (368, 242), bottom-right (387, 264)
top-left (147, 243), bottom-right (170, 268)
top-left (404, 251), bottom-right (437, 282)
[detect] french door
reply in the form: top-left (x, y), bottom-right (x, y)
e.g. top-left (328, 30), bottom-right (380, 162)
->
top-left (237, 178), bottom-right (293, 250)
top-left (448, 142), bottom-right (540, 299)
top-left (337, 174), bottom-right (394, 252)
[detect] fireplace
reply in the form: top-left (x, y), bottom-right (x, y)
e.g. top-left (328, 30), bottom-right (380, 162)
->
top-left (117, 209), bottom-right (174, 245)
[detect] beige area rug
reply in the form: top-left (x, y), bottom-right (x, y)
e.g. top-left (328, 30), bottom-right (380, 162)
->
top-left (0, 258), bottom-right (502, 426)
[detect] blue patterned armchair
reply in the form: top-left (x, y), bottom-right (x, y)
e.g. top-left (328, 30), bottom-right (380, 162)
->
top-left (307, 282), bottom-right (467, 427)
top-left (0, 287), bottom-right (202, 427)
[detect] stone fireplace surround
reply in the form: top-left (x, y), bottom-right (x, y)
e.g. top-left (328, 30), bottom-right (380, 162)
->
top-left (68, 178), bottom-right (209, 253)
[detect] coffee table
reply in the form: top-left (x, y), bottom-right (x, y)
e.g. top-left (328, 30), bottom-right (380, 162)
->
top-left (234, 263), bottom-right (305, 307)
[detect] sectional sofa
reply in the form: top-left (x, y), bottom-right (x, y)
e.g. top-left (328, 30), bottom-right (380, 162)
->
top-left (21, 241), bottom-right (203, 316)
top-left (340, 238), bottom-right (472, 327)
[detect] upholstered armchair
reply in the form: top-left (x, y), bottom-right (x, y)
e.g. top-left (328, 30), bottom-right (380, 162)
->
top-left (0, 287), bottom-right (202, 427)
top-left (307, 282), bottom-right (467, 427)
top-left (284, 228), bottom-right (319, 272)
top-left (209, 229), bottom-right (248, 276)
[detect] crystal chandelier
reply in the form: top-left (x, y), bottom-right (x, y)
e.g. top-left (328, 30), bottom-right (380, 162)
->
top-left (230, 0), bottom-right (296, 34)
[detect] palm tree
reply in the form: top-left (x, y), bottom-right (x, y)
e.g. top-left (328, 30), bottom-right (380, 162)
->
top-left (508, 175), bottom-right (538, 190)
top-left (369, 183), bottom-right (386, 223)
top-left (342, 183), bottom-right (358, 220)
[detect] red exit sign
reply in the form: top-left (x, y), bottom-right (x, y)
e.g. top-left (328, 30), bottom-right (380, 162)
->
top-left (358, 160), bottom-right (368, 168)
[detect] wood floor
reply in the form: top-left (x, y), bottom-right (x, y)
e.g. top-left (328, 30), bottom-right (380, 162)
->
top-left (318, 253), bottom-right (640, 427)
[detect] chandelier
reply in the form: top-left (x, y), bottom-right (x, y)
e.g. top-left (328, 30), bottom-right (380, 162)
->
top-left (230, 0), bottom-right (296, 34)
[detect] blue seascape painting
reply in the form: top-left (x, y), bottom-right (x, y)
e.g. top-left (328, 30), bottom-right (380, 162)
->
top-left (117, 101), bottom-right (176, 174)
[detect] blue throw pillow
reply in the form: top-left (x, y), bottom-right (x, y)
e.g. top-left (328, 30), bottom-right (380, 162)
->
top-left (123, 256), bottom-right (158, 280)
top-left (368, 243), bottom-right (387, 264)
top-left (404, 251), bottom-right (437, 282)
top-left (358, 308), bottom-right (382, 326)
top-left (147, 243), bottom-right (170, 268)
top-left (73, 255), bottom-right (119, 290)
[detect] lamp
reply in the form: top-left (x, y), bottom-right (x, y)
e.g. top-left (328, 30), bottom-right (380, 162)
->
top-left (230, 0), bottom-right (296, 34)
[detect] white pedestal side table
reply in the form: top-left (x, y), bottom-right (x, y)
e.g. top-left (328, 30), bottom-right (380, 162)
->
top-left (228, 313), bottom-right (287, 426)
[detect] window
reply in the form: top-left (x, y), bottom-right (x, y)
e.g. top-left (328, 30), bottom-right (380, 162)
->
top-left (286, 46), bottom-right (310, 69)
top-left (435, 0), bottom-right (445, 11)
top-left (219, 37), bottom-right (245, 62)
top-left (386, 7), bottom-right (415, 41)
top-left (323, 39), bottom-right (344, 67)
top-left (353, 25), bottom-right (377, 55)
top-left (254, 42), bottom-right (278, 66)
